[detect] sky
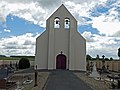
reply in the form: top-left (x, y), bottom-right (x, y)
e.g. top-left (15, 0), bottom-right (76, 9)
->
top-left (0, 0), bottom-right (120, 59)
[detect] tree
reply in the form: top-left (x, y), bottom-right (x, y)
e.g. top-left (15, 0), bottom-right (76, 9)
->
top-left (118, 48), bottom-right (120, 60)
top-left (105, 58), bottom-right (109, 61)
top-left (86, 54), bottom-right (92, 61)
top-left (18, 58), bottom-right (30, 69)
top-left (96, 55), bottom-right (99, 60)
top-left (110, 57), bottom-right (113, 61)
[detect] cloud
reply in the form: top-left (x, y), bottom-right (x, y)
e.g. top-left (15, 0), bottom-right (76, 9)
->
top-left (37, 0), bottom-right (61, 9)
top-left (82, 31), bottom-right (96, 42)
top-left (0, 0), bottom-right (37, 4)
top-left (0, 0), bottom-right (119, 28)
top-left (0, 0), bottom-right (118, 30)
top-left (4, 29), bottom-right (11, 33)
top-left (0, 0), bottom-right (107, 27)
top-left (91, 15), bottom-right (120, 36)
top-left (89, 0), bottom-right (120, 36)
top-left (0, 33), bottom-right (36, 56)
top-left (0, 15), bottom-right (6, 23)
top-left (0, 0), bottom-right (47, 27)
top-left (83, 31), bottom-right (120, 59)
top-left (112, 31), bottom-right (120, 37)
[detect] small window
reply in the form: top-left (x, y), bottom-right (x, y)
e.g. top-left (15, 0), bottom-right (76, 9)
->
top-left (54, 17), bottom-right (60, 28)
top-left (64, 17), bottom-right (70, 29)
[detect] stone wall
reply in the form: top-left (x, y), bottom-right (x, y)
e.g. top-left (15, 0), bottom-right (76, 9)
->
top-left (89, 60), bottom-right (120, 71)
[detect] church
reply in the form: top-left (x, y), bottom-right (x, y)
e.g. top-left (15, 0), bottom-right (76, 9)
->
top-left (35, 4), bottom-right (86, 71)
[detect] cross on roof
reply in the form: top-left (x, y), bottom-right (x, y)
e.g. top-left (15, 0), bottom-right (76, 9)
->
top-left (61, 51), bottom-right (63, 54)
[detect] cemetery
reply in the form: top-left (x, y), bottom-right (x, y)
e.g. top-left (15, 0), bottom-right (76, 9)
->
top-left (0, 58), bottom-right (49, 90)
top-left (85, 60), bottom-right (120, 89)
top-left (0, 52), bottom-right (120, 90)
top-left (0, 57), bottom-right (120, 90)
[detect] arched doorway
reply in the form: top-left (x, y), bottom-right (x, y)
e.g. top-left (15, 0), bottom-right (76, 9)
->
top-left (56, 52), bottom-right (66, 69)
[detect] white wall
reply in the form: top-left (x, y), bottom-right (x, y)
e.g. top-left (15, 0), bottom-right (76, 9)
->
top-left (35, 31), bottom-right (48, 69)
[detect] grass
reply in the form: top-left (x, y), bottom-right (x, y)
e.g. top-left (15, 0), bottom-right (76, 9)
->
top-left (0, 57), bottom-right (35, 61)
top-left (0, 57), bottom-right (19, 60)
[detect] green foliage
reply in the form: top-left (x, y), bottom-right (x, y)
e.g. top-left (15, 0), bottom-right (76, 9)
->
top-left (10, 56), bottom-right (35, 58)
top-left (0, 55), bottom-right (6, 57)
top-left (110, 57), bottom-right (113, 60)
top-left (11, 56), bottom-right (35, 61)
top-left (18, 58), bottom-right (30, 69)
top-left (105, 58), bottom-right (109, 60)
top-left (0, 57), bottom-right (19, 60)
top-left (86, 54), bottom-right (92, 61)
top-left (0, 56), bottom-right (35, 61)
top-left (96, 55), bottom-right (99, 59)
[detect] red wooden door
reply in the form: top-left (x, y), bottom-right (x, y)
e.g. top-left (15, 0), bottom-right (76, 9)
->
top-left (56, 54), bottom-right (66, 69)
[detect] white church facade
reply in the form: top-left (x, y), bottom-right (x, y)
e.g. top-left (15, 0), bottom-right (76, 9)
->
top-left (35, 4), bottom-right (86, 71)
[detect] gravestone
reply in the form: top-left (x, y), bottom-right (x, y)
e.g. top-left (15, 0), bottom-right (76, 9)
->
top-left (15, 81), bottom-right (24, 90)
top-left (16, 81), bottom-right (20, 89)
top-left (118, 79), bottom-right (120, 88)
top-left (0, 79), bottom-right (6, 89)
top-left (0, 69), bottom-right (8, 79)
top-left (89, 62), bottom-right (100, 79)
top-left (89, 62), bottom-right (93, 72)
top-left (0, 79), bottom-right (16, 89)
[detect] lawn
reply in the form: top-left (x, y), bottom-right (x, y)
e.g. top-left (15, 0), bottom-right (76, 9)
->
top-left (0, 57), bottom-right (35, 61)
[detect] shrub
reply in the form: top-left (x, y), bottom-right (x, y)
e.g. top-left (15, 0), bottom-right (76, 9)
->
top-left (18, 58), bottom-right (30, 69)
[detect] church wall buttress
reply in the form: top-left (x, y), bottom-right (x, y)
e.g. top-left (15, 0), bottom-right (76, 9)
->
top-left (48, 19), bottom-right (55, 69)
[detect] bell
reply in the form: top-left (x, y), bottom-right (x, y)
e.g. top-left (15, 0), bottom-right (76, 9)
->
top-left (56, 20), bottom-right (59, 24)
top-left (66, 20), bottom-right (69, 24)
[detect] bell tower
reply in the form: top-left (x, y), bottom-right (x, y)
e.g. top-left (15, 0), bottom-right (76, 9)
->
top-left (46, 4), bottom-right (79, 70)
top-left (46, 4), bottom-right (77, 31)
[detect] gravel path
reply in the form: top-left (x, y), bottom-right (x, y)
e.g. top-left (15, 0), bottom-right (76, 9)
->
top-left (75, 72), bottom-right (110, 90)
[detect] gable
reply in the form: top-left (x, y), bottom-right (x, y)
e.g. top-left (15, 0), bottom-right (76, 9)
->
top-left (47, 4), bottom-right (76, 21)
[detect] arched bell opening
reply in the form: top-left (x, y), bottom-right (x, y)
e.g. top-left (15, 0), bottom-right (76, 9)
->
top-left (64, 17), bottom-right (70, 29)
top-left (54, 17), bottom-right (60, 28)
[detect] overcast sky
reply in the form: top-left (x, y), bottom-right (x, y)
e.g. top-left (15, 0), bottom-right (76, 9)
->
top-left (0, 0), bottom-right (120, 59)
